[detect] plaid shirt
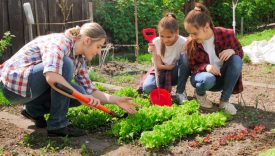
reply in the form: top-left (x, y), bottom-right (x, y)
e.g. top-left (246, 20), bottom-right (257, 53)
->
top-left (188, 27), bottom-right (243, 94)
top-left (0, 33), bottom-right (95, 97)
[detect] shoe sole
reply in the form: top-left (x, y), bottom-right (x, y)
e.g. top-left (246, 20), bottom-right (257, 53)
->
top-left (21, 110), bottom-right (47, 128)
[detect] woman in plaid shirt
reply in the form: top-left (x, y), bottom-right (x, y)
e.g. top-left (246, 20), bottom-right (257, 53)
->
top-left (183, 3), bottom-right (243, 115)
top-left (0, 22), bottom-right (139, 137)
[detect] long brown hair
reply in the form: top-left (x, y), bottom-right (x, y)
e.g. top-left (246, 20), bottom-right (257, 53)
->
top-left (184, 3), bottom-right (214, 59)
top-left (158, 13), bottom-right (178, 57)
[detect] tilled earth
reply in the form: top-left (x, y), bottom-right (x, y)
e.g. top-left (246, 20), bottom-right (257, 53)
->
top-left (0, 62), bottom-right (275, 156)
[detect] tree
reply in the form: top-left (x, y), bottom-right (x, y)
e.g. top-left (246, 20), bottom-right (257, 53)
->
top-left (232, 0), bottom-right (239, 33)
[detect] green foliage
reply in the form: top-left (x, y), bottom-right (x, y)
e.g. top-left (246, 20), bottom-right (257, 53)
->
top-left (19, 134), bottom-right (33, 147)
top-left (0, 31), bottom-right (15, 56)
top-left (111, 100), bottom-right (200, 142)
top-left (94, 83), bottom-right (107, 92)
top-left (80, 144), bottom-right (89, 156)
top-left (88, 70), bottom-right (107, 83)
top-left (113, 87), bottom-right (138, 98)
top-left (139, 111), bottom-right (229, 149)
top-left (0, 89), bottom-right (11, 106)
top-left (94, 0), bottom-right (185, 47)
top-left (259, 148), bottom-right (275, 156)
top-left (137, 53), bottom-right (152, 64)
top-left (238, 29), bottom-right (275, 46)
top-left (67, 105), bottom-right (112, 130)
top-left (242, 54), bottom-right (251, 64)
top-left (112, 74), bottom-right (136, 86)
top-left (209, 0), bottom-right (275, 33)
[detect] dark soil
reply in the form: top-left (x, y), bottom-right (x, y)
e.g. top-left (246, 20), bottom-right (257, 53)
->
top-left (0, 62), bottom-right (275, 156)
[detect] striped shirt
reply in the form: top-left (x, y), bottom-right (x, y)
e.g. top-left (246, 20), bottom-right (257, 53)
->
top-left (0, 33), bottom-right (95, 97)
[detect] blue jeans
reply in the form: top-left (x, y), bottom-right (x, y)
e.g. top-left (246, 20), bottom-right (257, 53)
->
top-left (191, 55), bottom-right (242, 102)
top-left (143, 54), bottom-right (190, 94)
top-left (1, 56), bottom-right (86, 130)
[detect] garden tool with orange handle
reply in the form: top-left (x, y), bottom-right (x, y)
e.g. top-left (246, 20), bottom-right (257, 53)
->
top-left (54, 82), bottom-right (127, 118)
top-left (142, 28), bottom-right (172, 106)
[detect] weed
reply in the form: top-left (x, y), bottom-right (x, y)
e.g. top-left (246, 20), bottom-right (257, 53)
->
top-left (0, 89), bottom-right (11, 106)
top-left (0, 148), bottom-right (4, 155)
top-left (41, 139), bottom-right (58, 153)
top-left (80, 144), bottom-right (88, 156)
top-left (19, 134), bottom-right (33, 147)
top-left (62, 136), bottom-right (70, 147)
top-left (89, 70), bottom-right (106, 83)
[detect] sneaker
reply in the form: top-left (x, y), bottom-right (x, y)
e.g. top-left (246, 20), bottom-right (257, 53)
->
top-left (21, 110), bottom-right (47, 128)
top-left (194, 92), bottom-right (213, 108)
top-left (220, 102), bottom-right (237, 115)
top-left (176, 93), bottom-right (188, 104)
top-left (47, 125), bottom-right (86, 137)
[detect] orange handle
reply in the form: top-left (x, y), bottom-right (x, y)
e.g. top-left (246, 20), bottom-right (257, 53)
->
top-left (71, 92), bottom-right (111, 113)
top-left (54, 82), bottom-right (113, 115)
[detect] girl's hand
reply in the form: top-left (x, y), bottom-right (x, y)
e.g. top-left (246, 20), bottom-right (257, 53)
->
top-left (166, 63), bottom-right (176, 70)
top-left (219, 49), bottom-right (235, 61)
top-left (116, 97), bottom-right (140, 114)
top-left (206, 64), bottom-right (221, 76)
top-left (85, 95), bottom-right (101, 107)
top-left (148, 43), bottom-right (157, 54)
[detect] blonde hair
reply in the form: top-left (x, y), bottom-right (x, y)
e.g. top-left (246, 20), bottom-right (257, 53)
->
top-left (65, 22), bottom-right (107, 41)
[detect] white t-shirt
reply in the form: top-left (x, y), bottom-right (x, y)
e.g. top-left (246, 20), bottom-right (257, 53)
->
top-left (153, 35), bottom-right (187, 65)
top-left (202, 36), bottom-right (223, 70)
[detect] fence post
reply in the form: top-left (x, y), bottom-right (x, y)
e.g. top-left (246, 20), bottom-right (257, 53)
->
top-left (241, 17), bottom-right (244, 36)
top-left (134, 0), bottom-right (139, 63)
top-left (88, 2), bottom-right (93, 22)
top-left (23, 3), bottom-right (35, 41)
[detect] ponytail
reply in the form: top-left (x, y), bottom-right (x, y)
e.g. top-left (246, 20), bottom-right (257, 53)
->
top-left (158, 13), bottom-right (178, 57)
top-left (184, 3), bottom-right (214, 59)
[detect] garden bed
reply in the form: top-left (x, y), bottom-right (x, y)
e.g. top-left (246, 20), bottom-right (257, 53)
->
top-left (0, 61), bottom-right (275, 155)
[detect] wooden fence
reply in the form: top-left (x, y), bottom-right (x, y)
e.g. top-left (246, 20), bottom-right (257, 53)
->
top-left (0, 0), bottom-right (92, 62)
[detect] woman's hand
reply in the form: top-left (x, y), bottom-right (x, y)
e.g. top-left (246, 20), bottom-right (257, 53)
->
top-left (116, 97), bottom-right (140, 114)
top-left (219, 49), bottom-right (235, 61)
top-left (206, 64), bottom-right (221, 76)
top-left (85, 94), bottom-right (101, 107)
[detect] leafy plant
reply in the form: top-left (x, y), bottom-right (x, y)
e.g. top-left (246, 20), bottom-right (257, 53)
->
top-left (0, 89), bottom-right (11, 106)
top-left (113, 87), bottom-right (138, 98)
top-left (0, 31), bottom-right (15, 56)
top-left (81, 144), bottom-right (89, 156)
top-left (139, 111), bottom-right (230, 149)
top-left (111, 100), bottom-right (199, 141)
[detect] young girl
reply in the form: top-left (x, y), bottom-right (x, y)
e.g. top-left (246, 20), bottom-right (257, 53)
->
top-left (0, 22), bottom-right (139, 137)
top-left (142, 13), bottom-right (190, 104)
top-left (184, 3), bottom-right (243, 115)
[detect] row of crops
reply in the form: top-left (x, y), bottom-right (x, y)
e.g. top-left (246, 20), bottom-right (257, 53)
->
top-left (67, 87), bottom-right (230, 149)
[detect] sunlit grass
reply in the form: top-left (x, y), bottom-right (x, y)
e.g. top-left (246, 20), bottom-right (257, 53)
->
top-left (238, 29), bottom-right (275, 46)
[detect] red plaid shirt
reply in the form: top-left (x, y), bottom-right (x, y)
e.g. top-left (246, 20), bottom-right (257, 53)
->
top-left (0, 33), bottom-right (95, 97)
top-left (188, 27), bottom-right (243, 94)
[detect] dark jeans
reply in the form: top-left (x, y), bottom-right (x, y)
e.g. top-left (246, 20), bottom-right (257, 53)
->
top-left (142, 54), bottom-right (190, 94)
top-left (1, 56), bottom-right (86, 130)
top-left (191, 55), bottom-right (242, 102)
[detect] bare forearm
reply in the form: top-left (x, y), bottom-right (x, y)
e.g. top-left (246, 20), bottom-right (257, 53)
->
top-left (91, 90), bottom-right (120, 105)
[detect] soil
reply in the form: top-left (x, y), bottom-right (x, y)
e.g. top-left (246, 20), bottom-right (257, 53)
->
top-left (0, 62), bottom-right (275, 156)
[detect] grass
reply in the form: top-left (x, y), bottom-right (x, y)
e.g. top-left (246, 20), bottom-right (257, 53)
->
top-left (238, 29), bottom-right (275, 46)
top-left (0, 89), bottom-right (11, 106)
top-left (259, 148), bottom-right (275, 156)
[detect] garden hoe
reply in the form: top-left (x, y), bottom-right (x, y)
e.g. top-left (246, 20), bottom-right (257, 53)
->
top-left (142, 28), bottom-right (172, 106)
top-left (54, 82), bottom-right (128, 118)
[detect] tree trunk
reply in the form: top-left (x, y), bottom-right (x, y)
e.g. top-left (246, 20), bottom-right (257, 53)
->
top-left (182, 0), bottom-right (196, 15)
